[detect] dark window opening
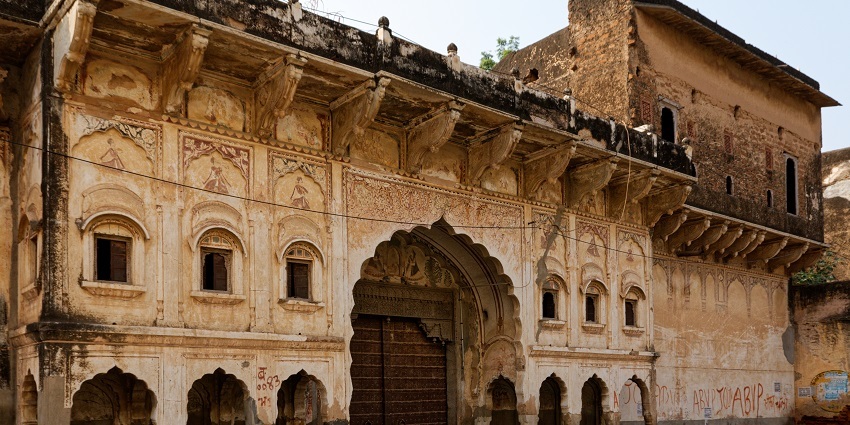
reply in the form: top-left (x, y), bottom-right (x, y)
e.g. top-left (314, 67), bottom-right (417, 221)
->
top-left (287, 261), bottom-right (310, 299)
top-left (202, 251), bottom-right (229, 291)
top-left (585, 295), bottom-right (597, 323)
top-left (726, 176), bottom-right (733, 195)
top-left (786, 158), bottom-right (798, 215)
top-left (95, 237), bottom-right (128, 282)
top-left (28, 236), bottom-right (38, 282)
top-left (625, 300), bottom-right (636, 327)
top-left (542, 292), bottom-right (556, 319)
top-left (661, 107), bottom-right (675, 142)
top-left (767, 190), bottom-right (773, 208)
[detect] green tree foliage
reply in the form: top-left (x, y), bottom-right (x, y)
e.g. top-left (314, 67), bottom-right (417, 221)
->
top-left (480, 36), bottom-right (520, 71)
top-left (791, 249), bottom-right (844, 286)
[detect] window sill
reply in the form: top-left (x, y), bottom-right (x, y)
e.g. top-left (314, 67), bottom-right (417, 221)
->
top-left (190, 290), bottom-right (246, 305)
top-left (622, 326), bottom-right (645, 337)
top-left (21, 282), bottom-right (40, 301)
top-left (581, 323), bottom-right (606, 334)
top-left (539, 319), bottom-right (566, 330)
top-left (279, 299), bottom-right (325, 313)
top-left (81, 280), bottom-right (146, 299)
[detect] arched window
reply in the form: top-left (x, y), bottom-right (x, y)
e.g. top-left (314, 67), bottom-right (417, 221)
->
top-left (80, 213), bottom-right (149, 296)
top-left (285, 244), bottom-right (316, 300)
top-left (725, 176), bottom-right (734, 195)
top-left (585, 284), bottom-right (603, 324)
top-left (660, 107), bottom-right (675, 142)
top-left (198, 230), bottom-right (241, 293)
top-left (542, 292), bottom-right (556, 320)
top-left (786, 156), bottom-right (798, 215)
top-left (621, 285), bottom-right (646, 331)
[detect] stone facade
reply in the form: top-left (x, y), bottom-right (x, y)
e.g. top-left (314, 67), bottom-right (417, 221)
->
top-left (0, 0), bottom-right (834, 424)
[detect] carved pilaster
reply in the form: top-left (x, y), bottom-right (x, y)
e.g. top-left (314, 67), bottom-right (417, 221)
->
top-left (523, 142), bottom-right (576, 201)
top-left (667, 218), bottom-right (710, 250)
top-left (406, 101), bottom-right (463, 173)
top-left (566, 159), bottom-right (618, 208)
top-left (53, 0), bottom-right (98, 91)
top-left (254, 54), bottom-right (307, 139)
top-left (653, 210), bottom-right (688, 242)
top-left (162, 25), bottom-right (212, 115)
top-left (468, 123), bottom-right (522, 185)
top-left (768, 243), bottom-right (809, 271)
top-left (331, 77), bottom-right (391, 156)
top-left (644, 185), bottom-right (692, 227)
top-left (608, 170), bottom-right (659, 219)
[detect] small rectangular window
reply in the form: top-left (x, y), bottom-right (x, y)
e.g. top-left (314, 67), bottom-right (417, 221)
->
top-left (585, 295), bottom-right (597, 323)
top-left (287, 261), bottom-right (310, 299)
top-left (625, 300), bottom-right (636, 327)
top-left (28, 236), bottom-right (38, 283)
top-left (542, 292), bottom-right (556, 319)
top-left (95, 237), bottom-right (128, 282)
top-left (202, 250), bottom-right (230, 291)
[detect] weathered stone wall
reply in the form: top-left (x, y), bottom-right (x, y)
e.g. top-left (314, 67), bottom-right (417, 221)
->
top-left (632, 9), bottom-right (824, 241)
top-left (822, 147), bottom-right (850, 281)
top-left (652, 255), bottom-right (794, 423)
top-left (792, 282), bottom-right (850, 424)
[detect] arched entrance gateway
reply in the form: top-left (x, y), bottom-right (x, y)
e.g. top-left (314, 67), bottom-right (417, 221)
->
top-left (350, 221), bottom-right (522, 425)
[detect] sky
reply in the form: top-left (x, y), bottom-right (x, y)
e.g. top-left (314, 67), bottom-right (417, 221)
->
top-left (301, 0), bottom-right (848, 152)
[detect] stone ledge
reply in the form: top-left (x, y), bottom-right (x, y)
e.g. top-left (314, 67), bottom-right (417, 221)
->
top-left (279, 299), bottom-right (325, 313)
top-left (81, 280), bottom-right (146, 299)
top-left (190, 290), bottom-right (246, 305)
top-left (581, 323), bottom-right (606, 334)
top-left (622, 326), bottom-right (645, 337)
top-left (539, 319), bottom-right (567, 330)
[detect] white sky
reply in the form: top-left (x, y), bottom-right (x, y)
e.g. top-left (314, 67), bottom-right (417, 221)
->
top-left (302, 0), bottom-right (848, 152)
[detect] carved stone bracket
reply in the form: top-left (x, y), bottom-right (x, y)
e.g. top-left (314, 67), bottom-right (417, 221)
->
top-left (788, 248), bottom-right (824, 274)
top-left (721, 229), bottom-right (758, 259)
top-left (688, 220), bottom-right (729, 253)
top-left (705, 225), bottom-right (743, 256)
top-left (524, 142), bottom-right (576, 200)
top-left (668, 218), bottom-right (710, 250)
top-left (746, 236), bottom-right (788, 262)
top-left (653, 210), bottom-right (689, 242)
top-left (768, 242), bottom-right (809, 271)
top-left (644, 185), bottom-right (692, 227)
top-left (567, 159), bottom-right (618, 208)
top-left (162, 25), bottom-right (212, 115)
top-left (468, 123), bottom-right (523, 185)
top-left (406, 101), bottom-right (464, 173)
top-left (54, 0), bottom-right (98, 91)
top-left (331, 77), bottom-right (391, 156)
top-left (255, 54), bottom-right (307, 139)
top-left (608, 170), bottom-right (659, 219)
top-left (733, 230), bottom-right (766, 260)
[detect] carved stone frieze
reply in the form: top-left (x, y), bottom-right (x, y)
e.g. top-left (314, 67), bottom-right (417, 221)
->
top-left (523, 142), bottom-right (576, 201)
top-left (468, 123), bottom-right (523, 185)
top-left (162, 25), bottom-right (212, 115)
top-left (54, 0), bottom-right (98, 91)
top-left (255, 54), bottom-right (307, 139)
top-left (75, 113), bottom-right (161, 166)
top-left (567, 159), bottom-right (618, 208)
top-left (331, 77), bottom-right (391, 156)
top-left (406, 101), bottom-right (464, 173)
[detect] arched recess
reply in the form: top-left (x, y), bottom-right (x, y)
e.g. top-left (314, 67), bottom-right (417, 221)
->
top-left (619, 376), bottom-right (652, 425)
top-left (538, 374), bottom-right (566, 425)
top-left (20, 372), bottom-right (37, 425)
top-left (488, 376), bottom-right (519, 425)
top-left (70, 367), bottom-right (156, 425)
top-left (580, 375), bottom-right (610, 425)
top-left (350, 218), bottom-right (523, 425)
top-left (276, 370), bottom-right (328, 425)
top-left (187, 368), bottom-right (254, 425)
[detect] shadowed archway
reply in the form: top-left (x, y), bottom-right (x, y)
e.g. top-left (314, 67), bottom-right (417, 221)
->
top-left (70, 367), bottom-right (155, 425)
top-left (188, 368), bottom-right (254, 425)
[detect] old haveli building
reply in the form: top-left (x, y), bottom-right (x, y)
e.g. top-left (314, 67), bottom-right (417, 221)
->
top-left (0, 0), bottom-right (838, 424)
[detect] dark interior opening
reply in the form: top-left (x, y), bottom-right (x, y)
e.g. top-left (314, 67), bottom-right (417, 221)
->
top-left (287, 261), bottom-right (310, 299)
top-left (661, 107), bottom-right (675, 142)
top-left (96, 238), bottom-right (127, 282)
top-left (786, 158), bottom-right (797, 214)
top-left (203, 251), bottom-right (229, 291)
top-left (625, 300), bottom-right (636, 327)
top-left (542, 292), bottom-right (556, 319)
top-left (585, 295), bottom-right (597, 323)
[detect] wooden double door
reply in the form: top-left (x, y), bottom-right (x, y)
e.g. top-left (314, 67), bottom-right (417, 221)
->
top-left (350, 315), bottom-right (449, 425)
